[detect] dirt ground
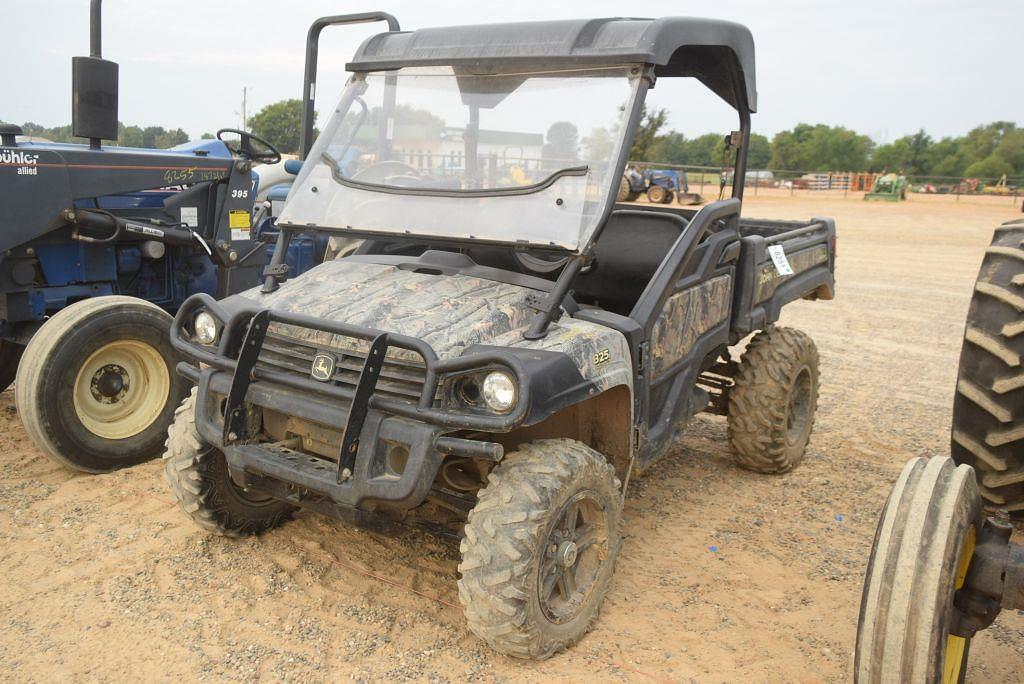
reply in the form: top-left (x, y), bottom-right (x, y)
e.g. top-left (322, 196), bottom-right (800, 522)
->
top-left (1, 192), bottom-right (1023, 682)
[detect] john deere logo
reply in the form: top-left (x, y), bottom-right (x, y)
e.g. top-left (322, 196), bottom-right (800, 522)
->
top-left (311, 352), bottom-right (336, 382)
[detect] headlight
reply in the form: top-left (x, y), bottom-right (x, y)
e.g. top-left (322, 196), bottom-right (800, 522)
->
top-left (481, 371), bottom-right (516, 412)
top-left (193, 311), bottom-right (219, 345)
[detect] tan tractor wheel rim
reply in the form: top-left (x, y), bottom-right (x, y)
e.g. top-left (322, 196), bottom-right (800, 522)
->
top-left (73, 340), bottom-right (169, 440)
top-left (943, 526), bottom-right (976, 684)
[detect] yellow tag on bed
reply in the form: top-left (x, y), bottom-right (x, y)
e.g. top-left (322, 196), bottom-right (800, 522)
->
top-left (229, 210), bottom-right (251, 229)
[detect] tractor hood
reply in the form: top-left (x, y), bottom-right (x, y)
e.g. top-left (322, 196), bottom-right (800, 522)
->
top-left (237, 258), bottom-right (542, 359)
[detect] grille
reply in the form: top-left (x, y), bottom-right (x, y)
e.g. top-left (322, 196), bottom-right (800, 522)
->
top-left (256, 331), bottom-right (429, 404)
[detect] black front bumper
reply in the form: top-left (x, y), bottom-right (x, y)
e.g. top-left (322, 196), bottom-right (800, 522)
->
top-left (173, 293), bottom-right (523, 513)
top-left (188, 366), bottom-right (457, 510)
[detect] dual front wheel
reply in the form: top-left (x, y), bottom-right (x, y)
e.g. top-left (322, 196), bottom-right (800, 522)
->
top-left (856, 456), bottom-right (983, 684)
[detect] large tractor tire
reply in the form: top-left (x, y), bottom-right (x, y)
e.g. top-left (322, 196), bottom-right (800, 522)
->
top-left (727, 326), bottom-right (820, 473)
top-left (616, 176), bottom-right (631, 202)
top-left (15, 296), bottom-right (189, 473)
top-left (164, 388), bottom-right (295, 536)
top-left (458, 439), bottom-right (622, 659)
top-left (0, 339), bottom-right (24, 393)
top-left (855, 456), bottom-right (983, 684)
top-left (951, 219), bottom-right (1024, 514)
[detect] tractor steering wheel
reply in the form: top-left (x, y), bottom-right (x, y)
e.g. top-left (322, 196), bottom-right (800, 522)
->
top-left (216, 128), bottom-right (282, 165)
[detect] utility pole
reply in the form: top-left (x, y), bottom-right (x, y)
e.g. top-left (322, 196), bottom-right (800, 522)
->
top-left (241, 86), bottom-right (248, 131)
top-left (234, 86), bottom-right (253, 132)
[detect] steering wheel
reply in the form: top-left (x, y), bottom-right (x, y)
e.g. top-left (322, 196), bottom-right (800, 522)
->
top-left (216, 128), bottom-right (281, 165)
top-left (351, 160), bottom-right (422, 187)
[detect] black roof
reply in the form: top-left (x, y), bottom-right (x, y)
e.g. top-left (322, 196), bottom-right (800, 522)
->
top-left (347, 17), bottom-right (757, 112)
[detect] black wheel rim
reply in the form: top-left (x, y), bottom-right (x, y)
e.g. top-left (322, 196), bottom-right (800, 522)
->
top-left (787, 367), bottom-right (812, 443)
top-left (537, 490), bottom-right (608, 624)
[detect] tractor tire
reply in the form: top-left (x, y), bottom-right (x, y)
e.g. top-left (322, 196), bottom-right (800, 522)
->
top-left (646, 185), bottom-right (667, 204)
top-left (855, 456), bottom-right (983, 684)
top-left (664, 190), bottom-right (676, 204)
top-left (458, 439), bottom-right (622, 659)
top-left (0, 339), bottom-right (24, 393)
top-left (626, 191), bottom-right (640, 202)
top-left (15, 296), bottom-right (189, 473)
top-left (728, 326), bottom-right (820, 474)
top-left (616, 177), bottom-right (631, 202)
top-left (951, 219), bottom-right (1024, 514)
top-left (163, 388), bottom-right (295, 537)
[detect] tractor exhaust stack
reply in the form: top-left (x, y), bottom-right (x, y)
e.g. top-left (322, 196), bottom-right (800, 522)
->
top-left (73, 0), bottom-right (119, 150)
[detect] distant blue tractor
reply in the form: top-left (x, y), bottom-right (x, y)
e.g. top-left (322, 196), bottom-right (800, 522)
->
top-left (0, 1), bottom-right (325, 473)
top-left (617, 166), bottom-right (702, 205)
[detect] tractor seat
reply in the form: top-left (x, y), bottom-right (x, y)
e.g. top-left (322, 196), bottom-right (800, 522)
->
top-left (573, 209), bottom-right (688, 316)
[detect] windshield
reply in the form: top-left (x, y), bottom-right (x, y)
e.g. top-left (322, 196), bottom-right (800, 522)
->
top-left (280, 65), bottom-right (641, 251)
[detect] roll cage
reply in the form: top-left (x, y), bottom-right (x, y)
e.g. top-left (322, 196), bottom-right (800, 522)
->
top-left (265, 14), bottom-right (758, 339)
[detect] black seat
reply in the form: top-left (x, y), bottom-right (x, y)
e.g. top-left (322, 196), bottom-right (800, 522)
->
top-left (573, 210), bottom-right (688, 315)
top-left (353, 210), bottom-right (688, 317)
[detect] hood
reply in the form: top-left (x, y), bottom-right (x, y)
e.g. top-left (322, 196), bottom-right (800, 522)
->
top-left (238, 259), bottom-right (540, 359)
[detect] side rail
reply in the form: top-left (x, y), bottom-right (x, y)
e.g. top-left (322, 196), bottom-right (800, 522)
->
top-left (630, 198), bottom-right (742, 326)
top-left (730, 217), bottom-right (836, 340)
top-left (628, 198), bottom-right (743, 465)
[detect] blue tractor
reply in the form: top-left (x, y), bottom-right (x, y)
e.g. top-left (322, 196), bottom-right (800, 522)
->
top-left (617, 165), bottom-right (702, 204)
top-left (1, 1), bottom-right (325, 472)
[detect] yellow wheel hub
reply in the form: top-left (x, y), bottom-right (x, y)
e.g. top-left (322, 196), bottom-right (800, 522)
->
top-left (73, 340), bottom-right (169, 440)
top-left (943, 526), bottom-right (976, 684)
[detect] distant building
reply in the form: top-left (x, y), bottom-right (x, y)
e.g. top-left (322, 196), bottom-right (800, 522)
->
top-left (346, 121), bottom-right (546, 181)
top-left (396, 127), bottom-right (544, 171)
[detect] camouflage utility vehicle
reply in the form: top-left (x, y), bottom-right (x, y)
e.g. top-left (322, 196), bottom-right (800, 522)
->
top-left (164, 14), bottom-right (836, 658)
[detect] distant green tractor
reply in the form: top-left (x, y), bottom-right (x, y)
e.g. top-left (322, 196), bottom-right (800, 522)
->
top-left (865, 172), bottom-right (907, 201)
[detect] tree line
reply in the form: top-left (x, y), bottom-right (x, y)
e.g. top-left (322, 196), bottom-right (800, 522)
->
top-left (630, 108), bottom-right (1024, 179)
top-left (13, 121), bottom-right (199, 149)
top-left (8, 97), bottom-right (1022, 180)
top-left (6, 99), bottom-right (308, 155)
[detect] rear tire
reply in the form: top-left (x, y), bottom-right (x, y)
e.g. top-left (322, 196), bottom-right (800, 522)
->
top-left (15, 296), bottom-right (189, 473)
top-left (163, 388), bottom-right (295, 537)
top-left (616, 177), bottom-right (631, 202)
top-left (951, 219), bottom-right (1024, 514)
top-left (0, 340), bottom-right (24, 392)
top-left (728, 326), bottom-right (820, 473)
top-left (855, 456), bottom-right (982, 684)
top-left (458, 439), bottom-right (622, 659)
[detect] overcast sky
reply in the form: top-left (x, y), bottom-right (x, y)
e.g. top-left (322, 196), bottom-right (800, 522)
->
top-left (3, 0), bottom-right (1020, 144)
